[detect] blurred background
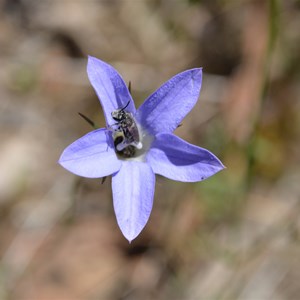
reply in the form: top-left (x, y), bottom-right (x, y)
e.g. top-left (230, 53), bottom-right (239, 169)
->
top-left (0, 0), bottom-right (300, 299)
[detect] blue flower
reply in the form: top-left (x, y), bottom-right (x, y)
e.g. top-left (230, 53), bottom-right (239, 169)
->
top-left (59, 56), bottom-right (225, 242)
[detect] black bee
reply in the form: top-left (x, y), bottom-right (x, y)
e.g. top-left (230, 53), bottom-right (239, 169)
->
top-left (111, 100), bottom-right (142, 154)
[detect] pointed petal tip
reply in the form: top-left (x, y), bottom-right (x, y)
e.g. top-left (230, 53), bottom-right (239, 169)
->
top-left (57, 153), bottom-right (66, 166)
top-left (188, 67), bottom-right (202, 77)
top-left (210, 157), bottom-right (226, 175)
top-left (216, 163), bottom-right (226, 174)
top-left (192, 67), bottom-right (203, 73)
top-left (215, 158), bottom-right (226, 170)
top-left (118, 217), bottom-right (147, 243)
top-left (120, 228), bottom-right (139, 243)
top-left (191, 68), bottom-right (202, 82)
top-left (87, 55), bottom-right (99, 70)
top-left (87, 56), bottom-right (107, 72)
top-left (126, 236), bottom-right (134, 244)
top-left (87, 54), bottom-right (96, 60)
top-left (124, 231), bottom-right (140, 243)
top-left (87, 55), bottom-right (102, 66)
top-left (181, 68), bottom-right (202, 79)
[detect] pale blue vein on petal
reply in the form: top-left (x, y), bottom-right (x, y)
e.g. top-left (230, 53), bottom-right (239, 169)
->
top-left (112, 161), bottom-right (155, 242)
top-left (146, 133), bottom-right (225, 182)
top-left (136, 68), bottom-right (202, 135)
top-left (59, 128), bottom-right (121, 178)
top-left (87, 56), bottom-right (135, 125)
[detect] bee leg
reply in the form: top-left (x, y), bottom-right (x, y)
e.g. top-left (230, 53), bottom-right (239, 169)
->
top-left (116, 140), bottom-right (143, 152)
top-left (107, 123), bottom-right (122, 132)
top-left (116, 140), bottom-right (128, 151)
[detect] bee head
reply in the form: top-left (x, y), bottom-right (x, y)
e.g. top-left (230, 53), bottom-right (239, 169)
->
top-left (111, 100), bottom-right (131, 121)
top-left (111, 109), bottom-right (126, 121)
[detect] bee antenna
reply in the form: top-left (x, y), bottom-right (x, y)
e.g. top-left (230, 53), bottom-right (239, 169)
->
top-left (121, 100), bottom-right (131, 111)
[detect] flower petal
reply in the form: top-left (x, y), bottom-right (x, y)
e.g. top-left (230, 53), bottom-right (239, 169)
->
top-left (87, 56), bottom-right (135, 125)
top-left (112, 161), bottom-right (155, 242)
top-left (136, 68), bottom-right (202, 135)
top-left (147, 133), bottom-right (224, 182)
top-left (59, 129), bottom-right (121, 178)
